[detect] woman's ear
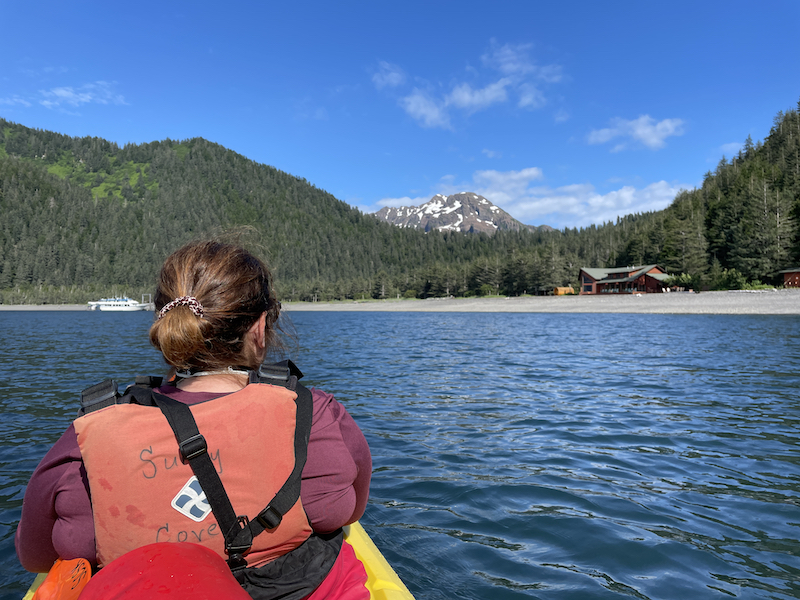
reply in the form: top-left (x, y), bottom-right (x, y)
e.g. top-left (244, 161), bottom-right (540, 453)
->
top-left (249, 313), bottom-right (267, 350)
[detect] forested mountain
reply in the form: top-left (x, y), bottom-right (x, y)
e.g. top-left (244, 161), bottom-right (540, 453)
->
top-left (1, 99), bottom-right (799, 303)
top-left (0, 123), bottom-right (549, 302)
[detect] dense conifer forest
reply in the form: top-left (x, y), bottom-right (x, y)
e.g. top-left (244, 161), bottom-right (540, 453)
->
top-left (1, 98), bottom-right (799, 304)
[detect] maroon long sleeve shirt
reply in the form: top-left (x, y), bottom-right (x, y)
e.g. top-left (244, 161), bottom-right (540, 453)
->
top-left (16, 386), bottom-right (371, 573)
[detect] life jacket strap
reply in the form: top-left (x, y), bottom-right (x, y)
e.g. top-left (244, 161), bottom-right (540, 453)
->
top-left (124, 386), bottom-right (243, 561)
top-left (114, 360), bottom-right (313, 572)
top-left (246, 360), bottom-right (313, 540)
top-left (250, 359), bottom-right (304, 385)
top-left (78, 379), bottom-right (119, 416)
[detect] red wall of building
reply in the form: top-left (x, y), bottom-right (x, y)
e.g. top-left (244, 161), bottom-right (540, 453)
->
top-left (784, 272), bottom-right (800, 287)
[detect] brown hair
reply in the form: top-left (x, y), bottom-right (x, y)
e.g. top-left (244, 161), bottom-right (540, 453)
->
top-left (149, 240), bottom-right (281, 371)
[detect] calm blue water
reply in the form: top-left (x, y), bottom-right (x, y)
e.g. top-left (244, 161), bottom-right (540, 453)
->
top-left (1, 310), bottom-right (799, 599)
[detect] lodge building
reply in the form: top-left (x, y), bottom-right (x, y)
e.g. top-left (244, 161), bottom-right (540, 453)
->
top-left (779, 268), bottom-right (800, 288)
top-left (579, 265), bottom-right (670, 295)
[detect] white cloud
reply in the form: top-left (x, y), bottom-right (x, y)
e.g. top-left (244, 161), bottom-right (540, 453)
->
top-left (380, 39), bottom-right (563, 129)
top-left (372, 61), bottom-right (406, 89)
top-left (482, 41), bottom-right (534, 75)
top-left (510, 180), bottom-right (686, 228)
top-left (399, 89), bottom-right (450, 129)
top-left (720, 142), bottom-right (742, 156)
top-left (554, 108), bottom-right (569, 123)
top-left (39, 81), bottom-right (126, 109)
top-left (435, 167), bottom-right (687, 228)
top-left (446, 78), bottom-right (510, 112)
top-left (517, 83), bottom-right (545, 109)
top-left (400, 80), bottom-right (513, 127)
top-left (0, 96), bottom-right (32, 107)
top-left (376, 195), bottom-right (431, 208)
top-left (436, 167), bottom-right (543, 214)
top-left (481, 40), bottom-right (562, 82)
top-left (482, 148), bottom-right (501, 159)
top-left (588, 115), bottom-right (685, 151)
top-left (40, 87), bottom-right (93, 108)
top-left (364, 167), bottom-right (688, 229)
top-left (19, 65), bottom-right (69, 78)
top-left (470, 167), bottom-right (545, 199)
top-left (534, 64), bottom-right (563, 84)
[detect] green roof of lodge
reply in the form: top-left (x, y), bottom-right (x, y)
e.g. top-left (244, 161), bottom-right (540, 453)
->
top-left (779, 268), bottom-right (800, 273)
top-left (581, 267), bottom-right (615, 280)
top-left (580, 265), bottom-right (666, 284)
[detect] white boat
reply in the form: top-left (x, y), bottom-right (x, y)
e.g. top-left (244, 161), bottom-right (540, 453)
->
top-left (88, 295), bottom-right (152, 311)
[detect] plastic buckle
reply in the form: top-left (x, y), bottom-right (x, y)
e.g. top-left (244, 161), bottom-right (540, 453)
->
top-left (257, 364), bottom-right (291, 382)
top-left (179, 434), bottom-right (207, 463)
top-left (255, 505), bottom-right (282, 530)
top-left (226, 516), bottom-right (253, 559)
top-left (227, 553), bottom-right (248, 572)
top-left (134, 375), bottom-right (163, 388)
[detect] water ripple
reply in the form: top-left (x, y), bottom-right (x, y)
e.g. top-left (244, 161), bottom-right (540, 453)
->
top-left (2, 312), bottom-right (800, 599)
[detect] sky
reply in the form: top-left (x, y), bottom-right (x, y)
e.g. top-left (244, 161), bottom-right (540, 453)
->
top-left (2, 1), bottom-right (799, 230)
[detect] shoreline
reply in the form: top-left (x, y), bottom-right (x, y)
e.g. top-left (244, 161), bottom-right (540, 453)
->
top-left (282, 289), bottom-right (800, 314)
top-left (3, 290), bottom-right (798, 314)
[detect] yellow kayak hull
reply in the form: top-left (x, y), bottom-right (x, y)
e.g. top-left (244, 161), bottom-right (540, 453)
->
top-left (22, 573), bottom-right (46, 600)
top-left (344, 522), bottom-right (414, 600)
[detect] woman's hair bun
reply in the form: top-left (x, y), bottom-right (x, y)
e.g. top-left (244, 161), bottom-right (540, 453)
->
top-left (149, 241), bottom-right (280, 371)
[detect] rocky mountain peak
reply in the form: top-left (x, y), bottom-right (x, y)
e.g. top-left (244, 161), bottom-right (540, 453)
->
top-left (373, 192), bottom-right (547, 234)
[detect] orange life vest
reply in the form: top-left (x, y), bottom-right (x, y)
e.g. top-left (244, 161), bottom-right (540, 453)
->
top-left (74, 383), bottom-right (313, 569)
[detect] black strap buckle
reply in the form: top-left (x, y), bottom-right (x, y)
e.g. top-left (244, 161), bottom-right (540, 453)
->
top-left (226, 515), bottom-right (254, 567)
top-left (134, 375), bottom-right (163, 388)
top-left (179, 433), bottom-right (208, 463)
top-left (256, 364), bottom-right (291, 383)
top-left (227, 553), bottom-right (248, 572)
top-left (253, 359), bottom-right (303, 385)
top-left (255, 505), bottom-right (283, 530)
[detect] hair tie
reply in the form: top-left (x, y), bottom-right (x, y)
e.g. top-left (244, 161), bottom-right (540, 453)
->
top-left (158, 296), bottom-right (204, 320)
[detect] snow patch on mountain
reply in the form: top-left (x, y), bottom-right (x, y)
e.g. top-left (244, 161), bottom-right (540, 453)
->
top-left (373, 192), bottom-right (549, 234)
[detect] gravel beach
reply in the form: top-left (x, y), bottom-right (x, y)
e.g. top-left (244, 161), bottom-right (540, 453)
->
top-left (1, 290), bottom-right (798, 314)
top-left (285, 289), bottom-right (800, 314)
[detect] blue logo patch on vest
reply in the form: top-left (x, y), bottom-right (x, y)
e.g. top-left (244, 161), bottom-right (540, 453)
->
top-left (171, 476), bottom-right (212, 522)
